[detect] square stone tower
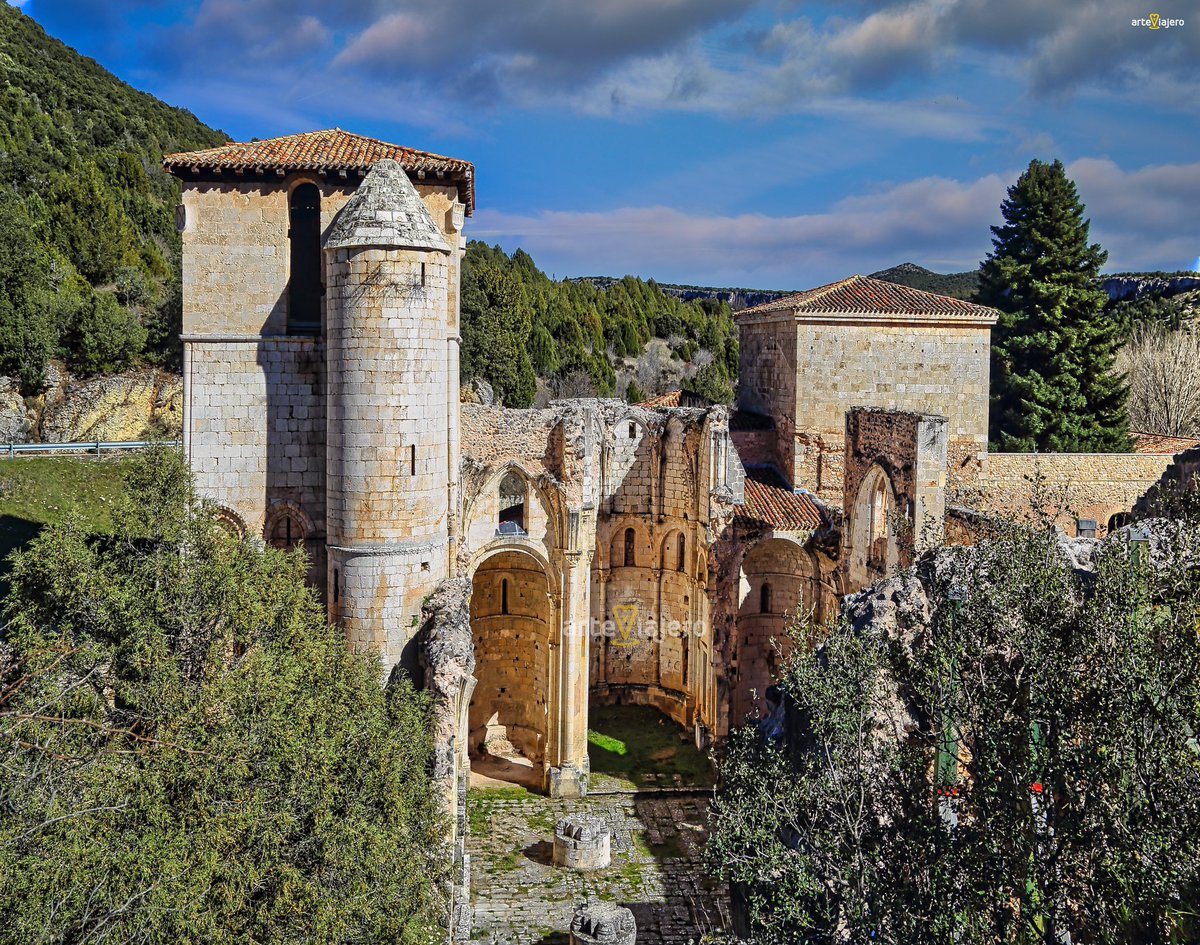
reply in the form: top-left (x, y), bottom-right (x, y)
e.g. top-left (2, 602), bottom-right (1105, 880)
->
top-left (735, 274), bottom-right (998, 499)
top-left (165, 129), bottom-right (473, 672)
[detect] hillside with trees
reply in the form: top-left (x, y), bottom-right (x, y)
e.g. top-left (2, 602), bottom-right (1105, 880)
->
top-left (461, 242), bottom-right (740, 407)
top-left (0, 3), bottom-right (226, 390)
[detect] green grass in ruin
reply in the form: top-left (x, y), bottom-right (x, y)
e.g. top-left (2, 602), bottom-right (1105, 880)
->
top-left (466, 785), bottom-right (531, 835)
top-left (586, 704), bottom-right (715, 789)
top-left (0, 457), bottom-right (133, 582)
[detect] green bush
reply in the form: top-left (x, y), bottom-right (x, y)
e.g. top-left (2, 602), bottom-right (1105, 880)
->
top-left (63, 289), bottom-right (147, 376)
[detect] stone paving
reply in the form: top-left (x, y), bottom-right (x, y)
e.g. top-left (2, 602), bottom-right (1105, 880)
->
top-left (466, 787), bottom-right (730, 944)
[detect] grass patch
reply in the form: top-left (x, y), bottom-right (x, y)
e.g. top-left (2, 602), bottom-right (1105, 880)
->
top-left (0, 457), bottom-right (133, 581)
top-left (587, 704), bottom-right (715, 788)
top-left (466, 785), bottom-right (530, 835)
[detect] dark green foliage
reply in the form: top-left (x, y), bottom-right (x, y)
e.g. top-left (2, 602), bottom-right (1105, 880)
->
top-left (0, 3), bottom-right (226, 386)
top-left (870, 262), bottom-right (980, 300)
top-left (685, 360), bottom-right (734, 405)
top-left (0, 190), bottom-right (55, 389)
top-left (461, 242), bottom-right (738, 404)
top-left (708, 522), bottom-right (1200, 943)
top-left (63, 287), bottom-right (148, 375)
top-left (0, 450), bottom-right (447, 943)
top-left (982, 159), bottom-right (1130, 452)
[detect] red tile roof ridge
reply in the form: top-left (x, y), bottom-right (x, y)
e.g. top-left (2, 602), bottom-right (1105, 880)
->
top-left (737, 273), bottom-right (997, 321)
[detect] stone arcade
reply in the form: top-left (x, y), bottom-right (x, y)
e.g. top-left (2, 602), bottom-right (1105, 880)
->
top-left (167, 128), bottom-right (1189, 806)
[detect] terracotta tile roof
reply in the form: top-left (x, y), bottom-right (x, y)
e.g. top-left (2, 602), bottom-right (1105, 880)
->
top-left (737, 274), bottom-right (997, 323)
top-left (636, 389), bottom-right (715, 409)
top-left (1131, 431), bottom-right (1200, 454)
top-left (164, 128), bottom-right (475, 214)
top-left (736, 466), bottom-right (825, 532)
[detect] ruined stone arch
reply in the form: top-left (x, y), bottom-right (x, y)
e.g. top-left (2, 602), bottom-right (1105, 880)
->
top-left (733, 536), bottom-right (819, 722)
top-left (264, 501), bottom-right (313, 552)
top-left (461, 463), bottom-right (558, 563)
top-left (846, 463), bottom-right (900, 592)
top-left (467, 547), bottom-right (554, 781)
top-left (210, 505), bottom-right (247, 540)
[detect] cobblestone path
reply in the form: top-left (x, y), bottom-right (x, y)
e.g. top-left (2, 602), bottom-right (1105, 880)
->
top-left (466, 788), bottom-right (730, 944)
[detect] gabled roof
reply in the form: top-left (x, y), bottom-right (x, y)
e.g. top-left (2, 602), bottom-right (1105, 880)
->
top-left (736, 466), bottom-right (824, 532)
top-left (737, 274), bottom-right (998, 324)
top-left (164, 128), bottom-right (475, 214)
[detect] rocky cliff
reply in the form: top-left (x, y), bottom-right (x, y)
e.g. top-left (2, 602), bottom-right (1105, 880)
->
top-left (0, 364), bottom-right (182, 444)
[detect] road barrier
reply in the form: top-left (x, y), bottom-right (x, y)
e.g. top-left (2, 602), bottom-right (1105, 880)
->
top-left (1, 440), bottom-right (182, 458)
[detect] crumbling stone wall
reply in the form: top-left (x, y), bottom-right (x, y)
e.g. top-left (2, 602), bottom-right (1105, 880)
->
top-left (842, 408), bottom-right (948, 593)
top-left (1134, 446), bottom-right (1200, 518)
top-left (974, 452), bottom-right (1179, 537)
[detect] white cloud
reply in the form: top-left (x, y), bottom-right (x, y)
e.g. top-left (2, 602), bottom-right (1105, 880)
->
top-left (470, 159), bottom-right (1200, 286)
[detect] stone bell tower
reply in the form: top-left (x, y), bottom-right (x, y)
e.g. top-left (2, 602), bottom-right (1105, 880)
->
top-left (323, 158), bottom-right (454, 671)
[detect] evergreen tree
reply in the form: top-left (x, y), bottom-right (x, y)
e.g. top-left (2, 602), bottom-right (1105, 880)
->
top-left (981, 159), bottom-right (1129, 452)
top-left (0, 190), bottom-right (56, 389)
top-left (0, 450), bottom-right (447, 943)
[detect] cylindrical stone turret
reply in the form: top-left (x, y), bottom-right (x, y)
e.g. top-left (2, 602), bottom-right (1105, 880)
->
top-left (324, 158), bottom-right (453, 671)
top-left (553, 814), bottom-right (611, 870)
top-left (569, 901), bottom-right (636, 945)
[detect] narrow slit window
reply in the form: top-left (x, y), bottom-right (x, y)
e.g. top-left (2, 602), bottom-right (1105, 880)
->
top-left (501, 578), bottom-right (509, 615)
top-left (760, 581), bottom-right (772, 614)
top-left (333, 568), bottom-right (339, 604)
top-left (409, 444), bottom-right (416, 476)
top-left (287, 183), bottom-right (322, 335)
top-left (624, 528), bottom-right (636, 567)
top-left (677, 534), bottom-right (686, 572)
top-left (628, 422), bottom-right (637, 439)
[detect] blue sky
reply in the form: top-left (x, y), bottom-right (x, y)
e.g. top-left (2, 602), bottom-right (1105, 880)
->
top-left (10, 0), bottom-right (1199, 288)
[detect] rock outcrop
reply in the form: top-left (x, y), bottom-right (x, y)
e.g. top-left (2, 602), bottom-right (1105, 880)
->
top-left (0, 364), bottom-right (182, 444)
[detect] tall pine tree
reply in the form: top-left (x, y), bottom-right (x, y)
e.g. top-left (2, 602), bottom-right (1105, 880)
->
top-left (981, 159), bottom-right (1130, 452)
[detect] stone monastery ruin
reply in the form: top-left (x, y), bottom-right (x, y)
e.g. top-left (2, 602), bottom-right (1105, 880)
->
top-left (165, 129), bottom-right (1193, 814)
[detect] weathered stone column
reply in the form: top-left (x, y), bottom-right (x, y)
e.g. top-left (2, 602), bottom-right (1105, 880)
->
top-left (549, 540), bottom-right (593, 797)
top-left (570, 901), bottom-right (636, 945)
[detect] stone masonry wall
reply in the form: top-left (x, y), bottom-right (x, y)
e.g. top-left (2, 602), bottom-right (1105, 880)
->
top-left (325, 247), bottom-right (451, 671)
top-left (974, 452), bottom-right (1180, 537)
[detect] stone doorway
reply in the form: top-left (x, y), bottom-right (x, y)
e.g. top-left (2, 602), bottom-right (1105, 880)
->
top-left (469, 550), bottom-right (552, 789)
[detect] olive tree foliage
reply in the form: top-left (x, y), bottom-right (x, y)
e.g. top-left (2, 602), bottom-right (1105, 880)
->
top-left (1117, 321), bottom-right (1200, 437)
top-left (708, 518), bottom-right (1200, 944)
top-left (0, 450), bottom-right (447, 945)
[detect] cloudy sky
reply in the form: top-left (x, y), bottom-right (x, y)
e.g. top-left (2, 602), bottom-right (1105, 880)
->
top-left (12, 0), bottom-right (1199, 287)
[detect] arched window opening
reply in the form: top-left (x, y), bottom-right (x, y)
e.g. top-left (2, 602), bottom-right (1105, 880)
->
top-left (624, 528), bottom-right (636, 567)
top-left (869, 475), bottom-right (890, 567)
top-left (268, 511), bottom-right (305, 552)
top-left (498, 472), bottom-right (526, 534)
top-left (501, 578), bottom-right (509, 615)
top-left (288, 183), bottom-right (322, 335)
top-left (760, 581), bottom-right (772, 614)
top-left (1108, 511), bottom-right (1131, 533)
top-left (676, 534), bottom-right (686, 572)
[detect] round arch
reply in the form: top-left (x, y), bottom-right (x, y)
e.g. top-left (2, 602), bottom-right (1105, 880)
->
top-left (847, 463), bottom-right (900, 592)
top-left (468, 548), bottom-right (554, 787)
top-left (264, 501), bottom-right (313, 552)
top-left (733, 536), bottom-right (819, 723)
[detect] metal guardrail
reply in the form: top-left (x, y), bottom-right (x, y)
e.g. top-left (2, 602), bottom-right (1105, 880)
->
top-left (1, 440), bottom-right (182, 458)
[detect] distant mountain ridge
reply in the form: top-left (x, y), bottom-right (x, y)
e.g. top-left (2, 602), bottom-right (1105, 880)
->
top-left (574, 263), bottom-right (1200, 311)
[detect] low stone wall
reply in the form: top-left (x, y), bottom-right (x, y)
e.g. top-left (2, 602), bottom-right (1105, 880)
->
top-left (971, 452), bottom-right (1179, 536)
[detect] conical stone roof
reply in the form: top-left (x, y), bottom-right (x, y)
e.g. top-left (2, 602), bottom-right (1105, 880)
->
top-left (324, 158), bottom-right (451, 253)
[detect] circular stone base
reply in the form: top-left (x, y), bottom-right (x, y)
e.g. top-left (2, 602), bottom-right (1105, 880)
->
top-left (553, 814), bottom-right (611, 870)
